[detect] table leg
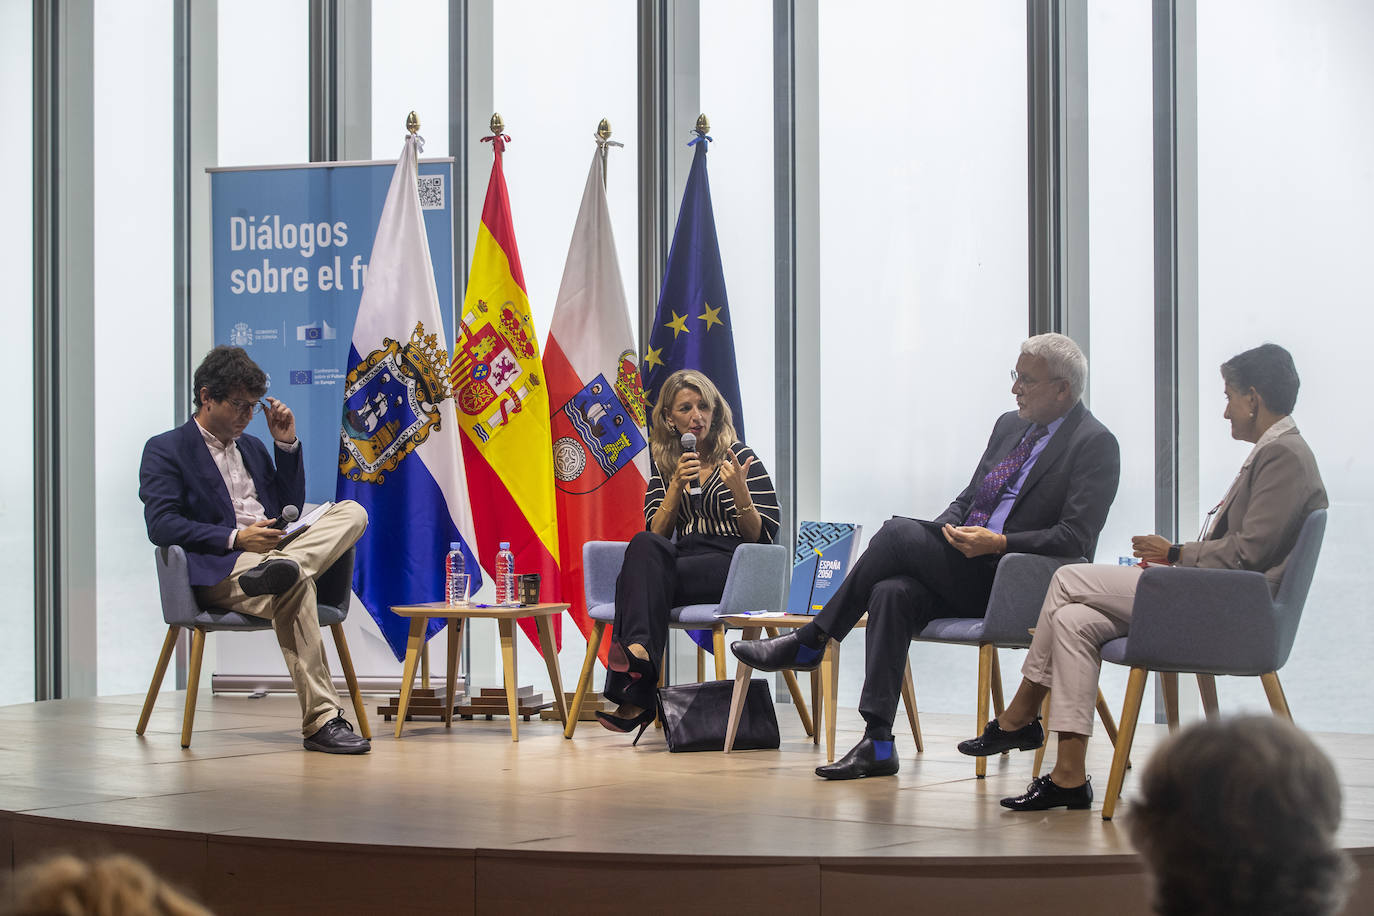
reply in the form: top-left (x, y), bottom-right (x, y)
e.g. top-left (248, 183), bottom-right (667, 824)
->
top-left (444, 619), bottom-right (463, 727)
top-left (724, 626), bottom-right (761, 753)
top-left (395, 616), bottom-right (428, 739)
top-left (498, 618), bottom-right (520, 741)
top-left (536, 615), bottom-right (569, 725)
top-left (822, 640), bottom-right (840, 763)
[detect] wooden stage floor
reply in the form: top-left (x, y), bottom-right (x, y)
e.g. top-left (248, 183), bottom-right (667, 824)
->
top-left (2, 692), bottom-right (1372, 915)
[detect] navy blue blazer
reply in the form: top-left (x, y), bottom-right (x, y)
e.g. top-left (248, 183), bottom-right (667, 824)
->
top-left (935, 401), bottom-right (1121, 560)
top-left (139, 418), bottom-right (306, 587)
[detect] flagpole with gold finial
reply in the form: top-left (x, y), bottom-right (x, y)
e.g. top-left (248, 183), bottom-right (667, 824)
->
top-left (595, 117), bottom-right (624, 187)
top-left (407, 110), bottom-right (420, 135)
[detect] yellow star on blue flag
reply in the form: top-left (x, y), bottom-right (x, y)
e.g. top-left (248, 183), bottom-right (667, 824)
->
top-left (698, 302), bottom-right (723, 331)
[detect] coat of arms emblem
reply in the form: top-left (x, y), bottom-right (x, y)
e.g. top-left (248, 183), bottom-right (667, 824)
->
top-left (338, 322), bottom-right (451, 484)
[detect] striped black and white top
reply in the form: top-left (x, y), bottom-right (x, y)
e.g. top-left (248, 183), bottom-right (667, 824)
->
top-left (643, 442), bottom-right (781, 543)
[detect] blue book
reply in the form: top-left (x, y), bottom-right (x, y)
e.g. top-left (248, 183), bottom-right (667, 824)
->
top-left (787, 521), bottom-right (862, 615)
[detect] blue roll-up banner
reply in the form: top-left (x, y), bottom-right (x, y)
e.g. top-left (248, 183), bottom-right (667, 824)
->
top-left (209, 159), bottom-right (455, 505)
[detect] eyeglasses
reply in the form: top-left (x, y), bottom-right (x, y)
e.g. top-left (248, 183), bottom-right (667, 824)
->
top-left (224, 398), bottom-right (265, 416)
top-left (1010, 370), bottom-right (1066, 388)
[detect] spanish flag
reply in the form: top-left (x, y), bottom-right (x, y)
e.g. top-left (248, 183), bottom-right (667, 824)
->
top-left (451, 131), bottom-right (561, 650)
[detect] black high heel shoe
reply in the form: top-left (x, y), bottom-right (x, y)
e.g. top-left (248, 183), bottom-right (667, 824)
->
top-left (595, 708), bottom-right (656, 745)
top-left (607, 643), bottom-right (656, 681)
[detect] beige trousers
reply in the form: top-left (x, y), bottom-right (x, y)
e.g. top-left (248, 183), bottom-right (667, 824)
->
top-left (196, 500), bottom-right (368, 736)
top-left (1021, 563), bottom-right (1143, 736)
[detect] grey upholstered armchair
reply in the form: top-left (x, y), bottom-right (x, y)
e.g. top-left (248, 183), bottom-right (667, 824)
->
top-left (564, 540), bottom-right (808, 739)
top-left (1099, 509), bottom-right (1328, 820)
top-left (136, 544), bottom-right (369, 748)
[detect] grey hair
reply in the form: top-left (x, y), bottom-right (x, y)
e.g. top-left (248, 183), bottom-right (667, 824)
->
top-left (1021, 333), bottom-right (1087, 400)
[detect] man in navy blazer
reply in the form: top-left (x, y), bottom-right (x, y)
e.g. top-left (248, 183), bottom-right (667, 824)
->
top-left (140, 346), bottom-right (370, 754)
top-left (732, 333), bottom-right (1121, 779)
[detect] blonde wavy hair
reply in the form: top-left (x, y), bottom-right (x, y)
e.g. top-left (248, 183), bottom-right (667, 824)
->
top-left (2, 853), bottom-right (213, 916)
top-left (649, 369), bottom-right (739, 478)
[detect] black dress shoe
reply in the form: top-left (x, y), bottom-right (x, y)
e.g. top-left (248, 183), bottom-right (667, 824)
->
top-left (815, 737), bottom-right (900, 780)
top-left (1000, 774), bottom-right (1092, 811)
top-left (730, 632), bottom-right (823, 673)
top-left (957, 717), bottom-right (1045, 757)
top-left (240, 558), bottom-right (301, 597)
top-left (303, 713), bottom-right (371, 754)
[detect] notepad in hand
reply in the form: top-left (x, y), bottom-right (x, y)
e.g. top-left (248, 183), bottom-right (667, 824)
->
top-left (277, 502), bottom-right (334, 547)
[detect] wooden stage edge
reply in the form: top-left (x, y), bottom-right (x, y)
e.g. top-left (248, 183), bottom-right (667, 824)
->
top-left (3, 693), bottom-right (1373, 915)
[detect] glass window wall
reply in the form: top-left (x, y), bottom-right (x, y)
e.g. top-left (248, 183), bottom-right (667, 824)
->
top-left (1086, 0), bottom-right (1155, 712)
top-left (1196, 0), bottom-right (1374, 732)
top-left (0, 0), bottom-right (35, 706)
top-left (94, 0), bottom-right (177, 695)
top-left (818, 1), bottom-right (1029, 715)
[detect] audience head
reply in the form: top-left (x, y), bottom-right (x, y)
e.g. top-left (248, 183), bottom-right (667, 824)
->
top-left (1, 853), bottom-right (213, 916)
top-left (1128, 716), bottom-right (1352, 916)
top-left (649, 369), bottom-right (738, 473)
top-left (191, 346), bottom-right (266, 410)
top-left (1221, 343), bottom-right (1301, 416)
top-left (1014, 333), bottom-right (1086, 424)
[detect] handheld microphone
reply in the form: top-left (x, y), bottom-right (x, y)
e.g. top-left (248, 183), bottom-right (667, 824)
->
top-left (679, 432), bottom-right (703, 511)
top-left (270, 505), bottom-right (300, 531)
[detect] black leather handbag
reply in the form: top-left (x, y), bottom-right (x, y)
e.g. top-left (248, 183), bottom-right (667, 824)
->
top-left (657, 678), bottom-right (780, 753)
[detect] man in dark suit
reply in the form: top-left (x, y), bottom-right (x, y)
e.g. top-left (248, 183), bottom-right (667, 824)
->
top-left (139, 346), bottom-right (370, 754)
top-left (732, 333), bottom-right (1120, 779)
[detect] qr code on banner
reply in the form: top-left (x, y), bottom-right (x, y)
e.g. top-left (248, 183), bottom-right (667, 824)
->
top-left (417, 175), bottom-right (445, 210)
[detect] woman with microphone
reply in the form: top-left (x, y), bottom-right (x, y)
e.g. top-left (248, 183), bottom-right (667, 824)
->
top-left (596, 369), bottom-right (780, 741)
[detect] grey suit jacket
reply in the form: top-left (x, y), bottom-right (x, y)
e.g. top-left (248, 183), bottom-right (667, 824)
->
top-left (1179, 424), bottom-right (1327, 588)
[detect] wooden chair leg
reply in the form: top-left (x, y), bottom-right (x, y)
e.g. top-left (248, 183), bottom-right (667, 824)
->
top-left (1032, 692), bottom-right (1051, 777)
top-left (1197, 674), bottom-right (1220, 720)
top-left (900, 659), bottom-right (923, 752)
top-left (1095, 687), bottom-right (1129, 769)
top-left (990, 649), bottom-right (1005, 718)
top-left (696, 645), bottom-right (706, 683)
top-left (1094, 688), bottom-right (1119, 746)
top-left (137, 626), bottom-right (180, 736)
top-left (975, 643), bottom-right (994, 778)
top-left (1261, 672), bottom-right (1293, 720)
top-left (712, 627), bottom-right (727, 681)
top-left (1161, 671), bottom-right (1180, 732)
top-left (565, 622), bottom-right (606, 738)
top-left (330, 623), bottom-right (370, 740)
top-left (724, 626), bottom-right (761, 753)
top-left (180, 629), bottom-right (207, 749)
top-left (763, 626), bottom-right (814, 736)
top-left (810, 668), bottom-right (821, 746)
top-left (1102, 667), bottom-right (1149, 820)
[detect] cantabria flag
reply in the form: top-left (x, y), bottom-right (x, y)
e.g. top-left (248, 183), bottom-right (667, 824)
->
top-left (544, 144), bottom-right (649, 662)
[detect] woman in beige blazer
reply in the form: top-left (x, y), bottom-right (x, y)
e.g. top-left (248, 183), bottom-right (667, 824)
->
top-left (956, 343), bottom-right (1327, 812)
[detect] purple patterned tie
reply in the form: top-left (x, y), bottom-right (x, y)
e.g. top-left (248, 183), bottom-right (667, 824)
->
top-left (963, 425), bottom-right (1048, 528)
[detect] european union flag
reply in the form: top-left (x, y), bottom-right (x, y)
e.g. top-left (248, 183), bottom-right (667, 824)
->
top-left (642, 134), bottom-right (746, 652)
top-left (641, 136), bottom-right (746, 441)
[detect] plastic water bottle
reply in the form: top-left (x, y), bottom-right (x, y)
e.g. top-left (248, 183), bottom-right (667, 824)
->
top-left (495, 541), bottom-right (517, 607)
top-left (445, 542), bottom-right (466, 606)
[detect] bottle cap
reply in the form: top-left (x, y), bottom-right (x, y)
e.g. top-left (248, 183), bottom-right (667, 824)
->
top-left (450, 542), bottom-right (461, 551)
top-left (499, 541), bottom-right (511, 549)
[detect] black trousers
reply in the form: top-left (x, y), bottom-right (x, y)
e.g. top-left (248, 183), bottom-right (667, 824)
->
top-left (604, 531), bottom-right (740, 710)
top-left (813, 517), bottom-right (999, 737)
